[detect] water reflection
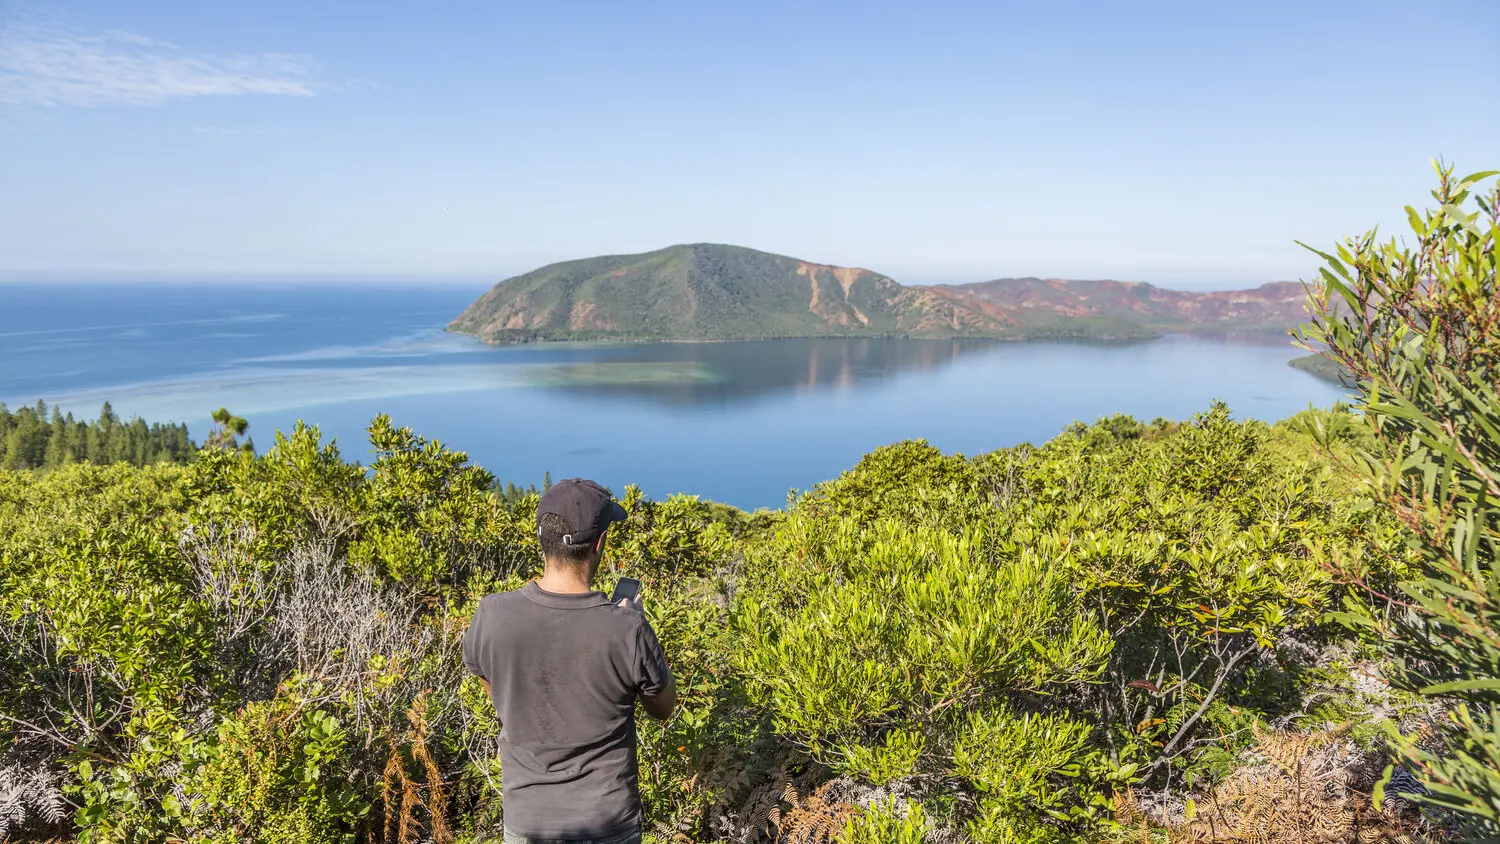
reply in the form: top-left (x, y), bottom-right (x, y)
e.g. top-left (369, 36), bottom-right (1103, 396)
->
top-left (521, 338), bottom-right (1008, 406)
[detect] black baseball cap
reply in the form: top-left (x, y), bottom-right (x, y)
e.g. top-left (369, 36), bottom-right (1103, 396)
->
top-left (537, 478), bottom-right (628, 546)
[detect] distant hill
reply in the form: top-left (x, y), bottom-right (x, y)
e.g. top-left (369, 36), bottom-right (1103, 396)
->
top-left (448, 244), bottom-right (1315, 344)
top-left (447, 244), bottom-right (1016, 343)
top-left (955, 277), bottom-right (1312, 336)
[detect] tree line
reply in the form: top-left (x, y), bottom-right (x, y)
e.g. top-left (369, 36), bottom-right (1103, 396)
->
top-left (0, 401), bottom-right (197, 470)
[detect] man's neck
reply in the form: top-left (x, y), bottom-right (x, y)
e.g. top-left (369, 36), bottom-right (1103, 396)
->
top-left (537, 567), bottom-right (594, 595)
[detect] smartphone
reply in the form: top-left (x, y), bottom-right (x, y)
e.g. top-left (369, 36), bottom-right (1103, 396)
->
top-left (610, 576), bottom-right (642, 603)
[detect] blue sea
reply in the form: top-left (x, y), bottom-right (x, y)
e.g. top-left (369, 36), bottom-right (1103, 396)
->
top-left (0, 282), bottom-right (1347, 509)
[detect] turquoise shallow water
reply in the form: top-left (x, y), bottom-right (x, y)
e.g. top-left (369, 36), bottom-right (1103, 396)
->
top-left (0, 282), bottom-right (1347, 509)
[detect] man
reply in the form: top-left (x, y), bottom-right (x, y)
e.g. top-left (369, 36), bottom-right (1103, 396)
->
top-left (463, 478), bottom-right (676, 844)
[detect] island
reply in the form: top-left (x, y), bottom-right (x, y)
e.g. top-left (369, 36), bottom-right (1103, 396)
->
top-left (448, 243), bottom-right (1317, 345)
top-left (1288, 353), bottom-right (1354, 384)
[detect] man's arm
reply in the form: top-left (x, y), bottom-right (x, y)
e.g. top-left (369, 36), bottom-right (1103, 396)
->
top-left (640, 674), bottom-right (676, 721)
top-left (462, 600), bottom-right (492, 699)
top-left (633, 613), bottom-right (677, 721)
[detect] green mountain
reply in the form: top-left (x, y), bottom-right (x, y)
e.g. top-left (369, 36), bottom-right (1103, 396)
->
top-left (449, 244), bottom-right (1316, 344)
top-left (447, 244), bottom-right (1017, 343)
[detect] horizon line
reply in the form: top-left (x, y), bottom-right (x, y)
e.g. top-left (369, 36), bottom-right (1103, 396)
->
top-left (0, 269), bottom-right (1304, 292)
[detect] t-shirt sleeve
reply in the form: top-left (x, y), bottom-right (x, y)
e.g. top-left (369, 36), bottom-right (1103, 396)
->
top-left (634, 619), bottom-right (672, 696)
top-left (462, 600), bottom-right (488, 679)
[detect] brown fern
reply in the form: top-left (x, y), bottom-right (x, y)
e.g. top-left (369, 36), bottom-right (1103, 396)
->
top-left (735, 756), bottom-right (794, 842)
top-left (377, 693), bottom-right (454, 844)
top-left (409, 698), bottom-right (451, 843)
top-left (771, 781), bottom-right (860, 844)
top-left (1114, 728), bottom-right (1441, 844)
top-left (380, 746), bottom-right (403, 844)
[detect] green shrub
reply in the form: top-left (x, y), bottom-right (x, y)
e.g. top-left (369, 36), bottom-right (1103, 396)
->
top-left (995, 404), bottom-right (1408, 787)
top-left (0, 463), bottom-right (210, 842)
top-left (797, 439), bottom-right (988, 528)
top-left (170, 693), bottom-right (368, 843)
top-left (735, 517), bottom-right (1110, 829)
top-left (839, 799), bottom-right (928, 843)
top-left (607, 485), bottom-right (737, 582)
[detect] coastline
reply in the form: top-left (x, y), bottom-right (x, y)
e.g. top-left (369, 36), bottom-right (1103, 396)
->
top-left (443, 324), bottom-right (1296, 349)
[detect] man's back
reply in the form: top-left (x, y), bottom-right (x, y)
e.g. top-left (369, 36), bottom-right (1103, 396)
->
top-left (463, 582), bottom-right (671, 840)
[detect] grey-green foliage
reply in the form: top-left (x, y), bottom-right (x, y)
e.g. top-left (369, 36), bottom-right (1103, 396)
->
top-left (1298, 162), bottom-right (1500, 838)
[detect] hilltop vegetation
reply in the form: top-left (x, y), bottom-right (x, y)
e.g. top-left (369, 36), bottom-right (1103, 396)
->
top-left (448, 244), bottom-right (1314, 345)
top-left (0, 404), bottom-right (1430, 844)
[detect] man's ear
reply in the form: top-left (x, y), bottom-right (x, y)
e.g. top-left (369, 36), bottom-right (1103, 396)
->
top-left (593, 530), bottom-right (608, 553)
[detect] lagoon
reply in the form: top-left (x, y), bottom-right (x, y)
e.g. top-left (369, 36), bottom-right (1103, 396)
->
top-left (0, 282), bottom-right (1347, 509)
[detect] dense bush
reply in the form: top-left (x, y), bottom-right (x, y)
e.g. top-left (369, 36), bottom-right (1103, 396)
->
top-left (1299, 163), bottom-right (1500, 839)
top-left (0, 396), bottom-right (1418, 843)
top-left (735, 515), bottom-right (1112, 841)
top-left (720, 403), bottom-right (1412, 841)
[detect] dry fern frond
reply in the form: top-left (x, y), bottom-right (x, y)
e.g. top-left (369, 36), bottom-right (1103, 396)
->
top-left (1116, 728), bottom-right (1442, 844)
top-left (771, 780), bottom-right (860, 844)
top-left (734, 755), bottom-right (795, 843)
top-left (1112, 788), bottom-right (1152, 830)
top-left (0, 762), bottom-right (67, 839)
top-left (377, 693), bottom-right (454, 844)
top-left (703, 749), bottom-right (834, 843)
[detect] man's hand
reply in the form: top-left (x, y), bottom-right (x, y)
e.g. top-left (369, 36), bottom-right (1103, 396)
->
top-left (616, 593), bottom-right (643, 612)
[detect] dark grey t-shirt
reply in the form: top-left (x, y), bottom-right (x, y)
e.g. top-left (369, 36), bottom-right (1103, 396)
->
top-left (462, 582), bottom-right (671, 839)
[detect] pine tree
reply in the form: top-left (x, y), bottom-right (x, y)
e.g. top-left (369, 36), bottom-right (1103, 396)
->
top-left (42, 406), bottom-right (67, 468)
top-left (206, 408), bottom-right (250, 451)
top-left (4, 409), bottom-right (45, 469)
top-left (0, 403), bottom-right (11, 465)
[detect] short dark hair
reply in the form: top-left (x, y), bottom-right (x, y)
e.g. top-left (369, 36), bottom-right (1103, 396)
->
top-left (538, 511), bottom-right (600, 566)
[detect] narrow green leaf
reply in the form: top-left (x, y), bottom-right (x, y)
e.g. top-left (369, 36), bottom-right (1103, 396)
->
top-left (1420, 678), bottom-right (1500, 695)
top-left (1442, 203), bottom-right (1483, 236)
top-left (1456, 170), bottom-right (1500, 186)
top-left (1372, 764), bottom-right (1393, 810)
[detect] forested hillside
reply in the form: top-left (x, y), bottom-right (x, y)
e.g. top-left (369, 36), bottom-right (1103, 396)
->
top-left (446, 243), bottom-right (1009, 344)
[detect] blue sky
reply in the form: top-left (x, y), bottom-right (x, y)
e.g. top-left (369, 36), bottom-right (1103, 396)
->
top-left (1, 0), bottom-right (1495, 287)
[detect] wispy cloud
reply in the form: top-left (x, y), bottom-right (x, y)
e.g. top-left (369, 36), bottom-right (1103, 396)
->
top-left (0, 24), bottom-right (318, 106)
